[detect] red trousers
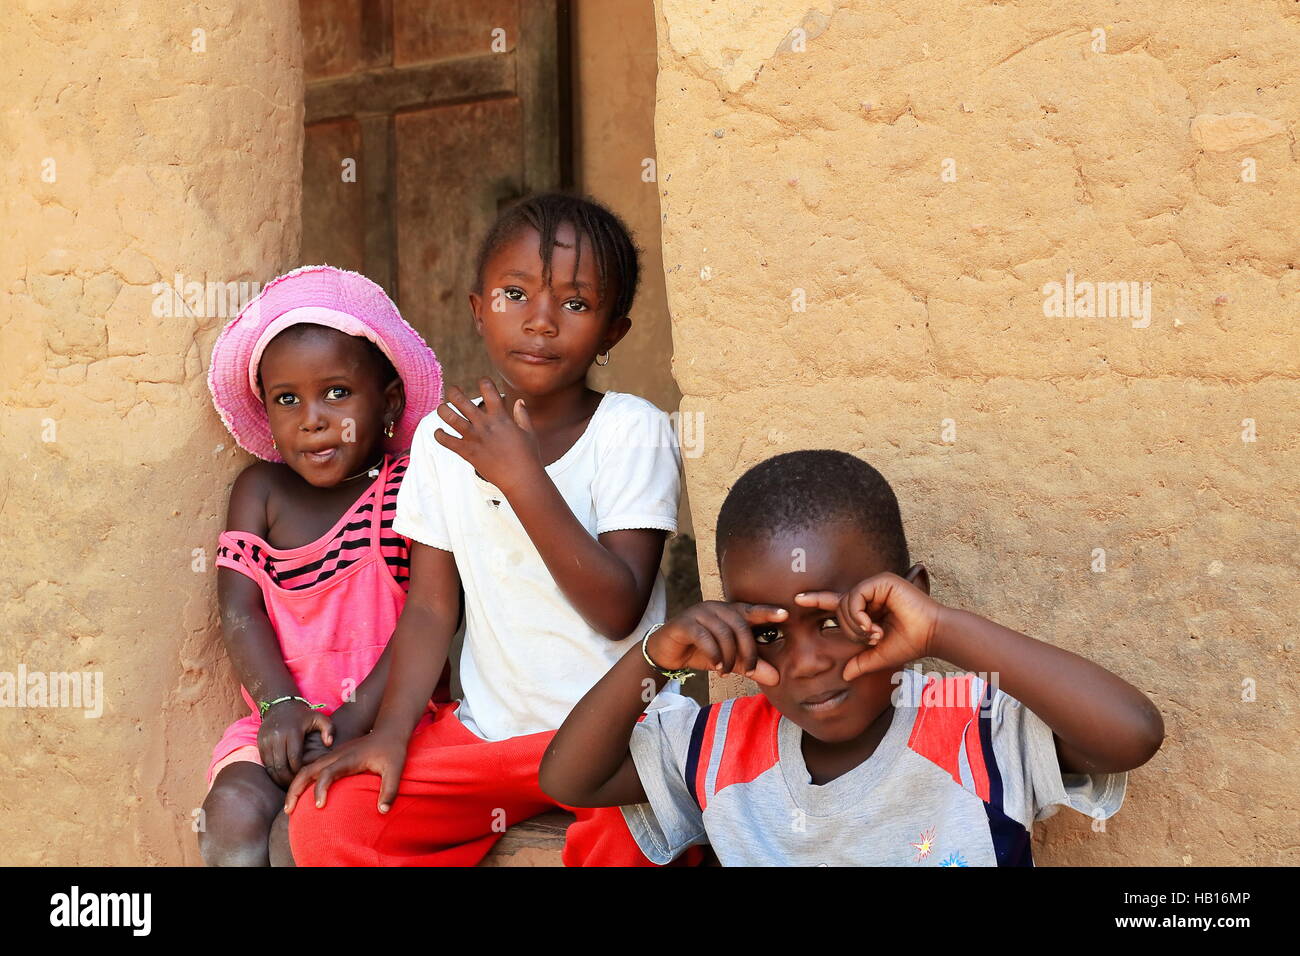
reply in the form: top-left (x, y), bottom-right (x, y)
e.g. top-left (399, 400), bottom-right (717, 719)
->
top-left (288, 702), bottom-right (699, 866)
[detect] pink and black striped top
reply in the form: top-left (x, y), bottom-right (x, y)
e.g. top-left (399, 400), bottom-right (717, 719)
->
top-left (216, 453), bottom-right (411, 591)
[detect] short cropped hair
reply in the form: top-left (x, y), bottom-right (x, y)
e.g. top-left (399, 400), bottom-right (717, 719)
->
top-left (715, 450), bottom-right (910, 574)
top-left (471, 191), bottom-right (641, 322)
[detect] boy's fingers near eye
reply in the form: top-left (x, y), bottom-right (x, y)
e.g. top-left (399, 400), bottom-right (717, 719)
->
top-left (792, 591), bottom-right (841, 611)
top-left (841, 648), bottom-right (882, 683)
top-left (684, 620), bottom-right (725, 673)
top-left (697, 615), bottom-right (738, 674)
top-left (720, 607), bottom-right (779, 686)
top-left (734, 604), bottom-right (785, 685)
top-left (839, 591), bottom-right (875, 641)
top-left (716, 605), bottom-right (756, 670)
top-left (747, 659), bottom-right (780, 686)
top-left (738, 603), bottom-right (789, 623)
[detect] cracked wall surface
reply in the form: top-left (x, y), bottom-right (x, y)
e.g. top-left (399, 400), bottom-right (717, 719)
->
top-left (0, 0), bottom-right (303, 864)
top-left (655, 0), bottom-right (1298, 865)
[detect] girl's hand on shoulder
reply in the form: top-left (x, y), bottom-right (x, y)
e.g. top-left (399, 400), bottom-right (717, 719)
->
top-left (283, 729), bottom-right (409, 816)
top-left (257, 700), bottom-right (335, 789)
top-left (794, 573), bottom-right (942, 681)
top-left (433, 380), bottom-right (543, 495)
top-left (646, 602), bottom-right (787, 686)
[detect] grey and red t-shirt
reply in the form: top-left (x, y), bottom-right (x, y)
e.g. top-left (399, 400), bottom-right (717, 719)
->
top-left (620, 668), bottom-right (1126, 866)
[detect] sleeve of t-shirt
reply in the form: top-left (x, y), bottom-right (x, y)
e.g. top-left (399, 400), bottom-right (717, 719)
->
top-left (985, 686), bottom-right (1127, 827)
top-left (591, 400), bottom-right (682, 536)
top-left (392, 413), bottom-right (452, 552)
top-left (618, 693), bottom-right (708, 864)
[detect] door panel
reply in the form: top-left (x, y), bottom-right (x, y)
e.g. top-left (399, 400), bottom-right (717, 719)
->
top-left (393, 0), bottom-right (520, 66)
top-left (301, 0), bottom-right (564, 389)
top-left (396, 98), bottom-right (524, 384)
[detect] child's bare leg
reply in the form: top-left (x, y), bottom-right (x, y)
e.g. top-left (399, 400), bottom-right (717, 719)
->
top-left (199, 762), bottom-right (283, 867)
top-left (268, 811), bottom-right (295, 867)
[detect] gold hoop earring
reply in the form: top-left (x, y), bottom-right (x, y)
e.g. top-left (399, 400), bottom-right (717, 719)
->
top-left (595, 351), bottom-right (611, 367)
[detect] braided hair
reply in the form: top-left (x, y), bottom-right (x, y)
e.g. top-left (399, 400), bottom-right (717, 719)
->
top-left (472, 192), bottom-right (641, 321)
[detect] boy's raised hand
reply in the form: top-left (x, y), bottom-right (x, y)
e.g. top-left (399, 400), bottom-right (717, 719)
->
top-left (433, 379), bottom-right (542, 494)
top-left (795, 573), bottom-right (942, 681)
top-left (646, 601), bottom-right (787, 686)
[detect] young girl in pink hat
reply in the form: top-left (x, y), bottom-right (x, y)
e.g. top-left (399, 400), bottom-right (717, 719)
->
top-left (200, 264), bottom-right (447, 866)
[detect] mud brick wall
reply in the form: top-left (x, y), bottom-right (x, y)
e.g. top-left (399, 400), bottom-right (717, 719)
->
top-left (0, 0), bottom-right (303, 864)
top-left (653, 0), bottom-right (1298, 865)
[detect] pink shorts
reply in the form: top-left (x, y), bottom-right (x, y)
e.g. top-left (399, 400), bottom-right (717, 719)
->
top-left (206, 745), bottom-right (263, 793)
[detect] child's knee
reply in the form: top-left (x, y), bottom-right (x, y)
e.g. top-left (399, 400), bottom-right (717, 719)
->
top-left (268, 811), bottom-right (294, 867)
top-left (199, 769), bottom-right (281, 867)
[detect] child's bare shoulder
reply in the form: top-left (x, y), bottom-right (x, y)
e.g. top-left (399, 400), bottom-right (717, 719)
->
top-left (225, 461), bottom-right (286, 535)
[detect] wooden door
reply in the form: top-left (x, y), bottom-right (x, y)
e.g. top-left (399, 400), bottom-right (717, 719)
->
top-left (300, 0), bottom-right (569, 388)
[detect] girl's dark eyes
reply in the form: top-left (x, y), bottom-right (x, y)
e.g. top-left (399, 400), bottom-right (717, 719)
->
top-left (500, 286), bottom-right (590, 312)
top-left (272, 387), bottom-right (348, 405)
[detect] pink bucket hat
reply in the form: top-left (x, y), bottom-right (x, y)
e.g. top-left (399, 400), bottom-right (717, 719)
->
top-left (208, 264), bottom-right (442, 463)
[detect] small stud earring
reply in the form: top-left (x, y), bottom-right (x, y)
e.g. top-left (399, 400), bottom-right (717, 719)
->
top-left (595, 351), bottom-right (611, 367)
top-left (272, 438), bottom-right (277, 450)
top-left (384, 421), bottom-right (395, 439)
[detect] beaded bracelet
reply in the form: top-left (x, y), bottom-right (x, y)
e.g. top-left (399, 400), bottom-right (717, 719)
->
top-left (641, 623), bottom-right (695, 682)
top-left (257, 695), bottom-right (326, 717)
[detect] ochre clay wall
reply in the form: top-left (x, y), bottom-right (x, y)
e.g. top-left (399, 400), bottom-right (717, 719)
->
top-left (0, 1), bottom-right (303, 864)
top-left (576, 0), bottom-right (681, 427)
top-left (653, 0), bottom-right (1298, 865)
top-left (574, 0), bottom-right (700, 621)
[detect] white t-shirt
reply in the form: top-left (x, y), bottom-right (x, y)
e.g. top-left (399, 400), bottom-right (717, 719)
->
top-left (394, 390), bottom-right (683, 741)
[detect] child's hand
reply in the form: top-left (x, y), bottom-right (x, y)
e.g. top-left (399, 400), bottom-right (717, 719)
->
top-left (257, 700), bottom-right (334, 789)
top-left (295, 702), bottom-right (365, 768)
top-left (433, 379), bottom-right (543, 495)
top-left (794, 573), bottom-right (942, 681)
top-left (283, 730), bottom-right (409, 815)
top-left (300, 730), bottom-right (331, 766)
top-left (646, 602), bottom-right (788, 686)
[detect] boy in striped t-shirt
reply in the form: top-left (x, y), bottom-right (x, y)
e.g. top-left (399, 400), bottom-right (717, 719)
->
top-left (541, 450), bottom-right (1163, 865)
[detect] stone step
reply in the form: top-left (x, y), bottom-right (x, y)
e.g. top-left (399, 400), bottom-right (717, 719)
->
top-left (479, 811), bottom-right (572, 866)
